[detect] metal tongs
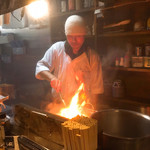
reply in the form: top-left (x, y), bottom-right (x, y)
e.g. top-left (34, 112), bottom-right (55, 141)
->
top-left (59, 92), bottom-right (66, 106)
top-left (79, 102), bottom-right (98, 114)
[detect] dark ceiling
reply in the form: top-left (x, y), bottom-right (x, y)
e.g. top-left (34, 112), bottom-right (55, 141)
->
top-left (0, 0), bottom-right (37, 15)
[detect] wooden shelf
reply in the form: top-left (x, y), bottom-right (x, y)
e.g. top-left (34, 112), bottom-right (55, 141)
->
top-left (98, 30), bottom-right (150, 38)
top-left (95, 0), bottom-right (150, 12)
top-left (104, 66), bottom-right (150, 72)
top-left (50, 7), bottom-right (95, 18)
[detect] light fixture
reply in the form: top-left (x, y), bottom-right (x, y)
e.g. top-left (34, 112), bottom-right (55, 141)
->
top-left (26, 0), bottom-right (49, 20)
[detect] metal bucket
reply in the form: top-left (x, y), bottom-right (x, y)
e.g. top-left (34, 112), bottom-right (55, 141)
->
top-left (91, 109), bottom-right (150, 150)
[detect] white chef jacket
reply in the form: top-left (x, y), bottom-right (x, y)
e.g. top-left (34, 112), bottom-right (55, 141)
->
top-left (35, 41), bottom-right (104, 104)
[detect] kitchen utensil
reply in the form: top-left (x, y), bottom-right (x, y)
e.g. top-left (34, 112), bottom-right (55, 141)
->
top-left (59, 93), bottom-right (66, 106)
top-left (91, 109), bottom-right (150, 150)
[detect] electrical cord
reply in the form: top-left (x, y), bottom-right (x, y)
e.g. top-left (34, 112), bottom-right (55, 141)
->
top-left (11, 7), bottom-right (25, 22)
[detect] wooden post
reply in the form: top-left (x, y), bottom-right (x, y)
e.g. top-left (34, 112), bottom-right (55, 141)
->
top-left (61, 116), bottom-right (98, 150)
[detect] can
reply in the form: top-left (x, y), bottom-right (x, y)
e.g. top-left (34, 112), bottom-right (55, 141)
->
top-left (68, 0), bottom-right (75, 10)
top-left (135, 46), bottom-right (143, 56)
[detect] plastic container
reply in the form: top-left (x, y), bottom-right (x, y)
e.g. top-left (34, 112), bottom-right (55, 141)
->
top-left (132, 57), bottom-right (144, 68)
top-left (0, 113), bottom-right (6, 149)
top-left (112, 80), bottom-right (125, 98)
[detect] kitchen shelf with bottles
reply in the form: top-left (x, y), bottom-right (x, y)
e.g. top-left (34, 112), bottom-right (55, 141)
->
top-left (104, 66), bottom-right (150, 73)
top-left (95, 0), bottom-right (150, 74)
top-left (95, 0), bottom-right (150, 11)
top-left (95, 0), bottom-right (150, 38)
top-left (98, 30), bottom-right (150, 38)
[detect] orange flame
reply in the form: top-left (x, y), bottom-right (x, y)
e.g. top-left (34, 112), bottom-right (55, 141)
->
top-left (58, 83), bottom-right (86, 119)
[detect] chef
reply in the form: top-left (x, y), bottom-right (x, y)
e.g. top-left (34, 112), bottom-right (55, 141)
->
top-left (35, 15), bottom-right (104, 107)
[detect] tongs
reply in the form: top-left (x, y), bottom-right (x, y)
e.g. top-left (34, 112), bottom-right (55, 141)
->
top-left (59, 92), bottom-right (66, 106)
top-left (79, 103), bottom-right (98, 114)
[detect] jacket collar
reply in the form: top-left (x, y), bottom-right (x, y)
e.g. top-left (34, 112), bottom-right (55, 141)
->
top-left (64, 40), bottom-right (88, 60)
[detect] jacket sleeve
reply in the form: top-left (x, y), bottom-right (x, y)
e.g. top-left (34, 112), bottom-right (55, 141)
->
top-left (90, 50), bottom-right (104, 94)
top-left (35, 45), bottom-right (56, 80)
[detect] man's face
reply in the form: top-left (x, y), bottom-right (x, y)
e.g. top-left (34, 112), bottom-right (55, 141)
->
top-left (66, 35), bottom-right (85, 54)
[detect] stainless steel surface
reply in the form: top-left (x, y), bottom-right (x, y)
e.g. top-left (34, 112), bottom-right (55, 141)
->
top-left (91, 109), bottom-right (150, 150)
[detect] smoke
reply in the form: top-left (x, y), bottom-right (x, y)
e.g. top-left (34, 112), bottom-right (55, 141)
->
top-left (41, 100), bottom-right (65, 115)
top-left (102, 46), bottom-right (125, 68)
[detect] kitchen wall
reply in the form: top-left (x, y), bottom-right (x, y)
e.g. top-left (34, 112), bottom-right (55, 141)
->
top-left (0, 7), bottom-right (53, 109)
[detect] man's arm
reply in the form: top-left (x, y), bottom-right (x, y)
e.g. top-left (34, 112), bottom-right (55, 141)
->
top-left (36, 70), bottom-right (56, 82)
top-left (36, 71), bottom-right (61, 93)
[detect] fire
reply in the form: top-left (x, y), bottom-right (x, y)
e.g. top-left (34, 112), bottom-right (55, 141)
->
top-left (58, 83), bottom-right (86, 119)
top-left (44, 82), bottom-right (95, 119)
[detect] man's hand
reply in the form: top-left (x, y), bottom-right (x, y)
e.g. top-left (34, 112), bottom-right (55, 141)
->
top-left (50, 77), bottom-right (62, 93)
top-left (36, 71), bottom-right (62, 93)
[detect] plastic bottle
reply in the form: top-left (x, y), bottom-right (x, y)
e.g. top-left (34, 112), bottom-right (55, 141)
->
top-left (120, 57), bottom-right (124, 67)
top-left (115, 57), bottom-right (119, 67)
top-left (124, 51), bottom-right (130, 68)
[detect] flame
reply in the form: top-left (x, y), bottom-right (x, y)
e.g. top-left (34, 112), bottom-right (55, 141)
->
top-left (44, 81), bottom-right (95, 119)
top-left (58, 83), bottom-right (86, 119)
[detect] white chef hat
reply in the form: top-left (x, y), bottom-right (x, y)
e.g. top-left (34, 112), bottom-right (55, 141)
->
top-left (65, 15), bottom-right (87, 35)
